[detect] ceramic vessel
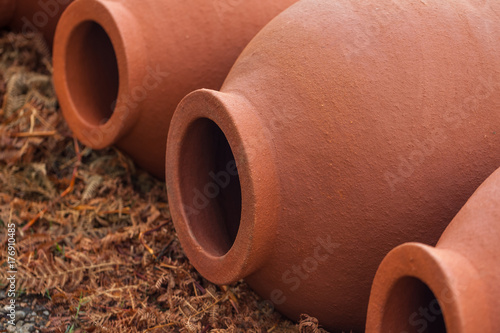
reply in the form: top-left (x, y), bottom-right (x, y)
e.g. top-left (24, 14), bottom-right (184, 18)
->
top-left (165, 0), bottom-right (500, 331)
top-left (366, 167), bottom-right (500, 333)
top-left (53, 0), bottom-right (298, 178)
top-left (1, 0), bottom-right (72, 46)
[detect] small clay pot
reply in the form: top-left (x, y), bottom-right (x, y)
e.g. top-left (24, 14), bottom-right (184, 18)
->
top-left (165, 0), bottom-right (500, 331)
top-left (0, 0), bottom-right (72, 46)
top-left (53, 0), bottom-right (298, 178)
top-left (366, 167), bottom-right (500, 333)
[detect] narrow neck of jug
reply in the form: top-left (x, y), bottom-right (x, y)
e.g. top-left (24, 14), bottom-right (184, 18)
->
top-left (366, 242), bottom-right (491, 333)
top-left (53, 0), bottom-right (146, 149)
top-left (166, 89), bottom-right (280, 284)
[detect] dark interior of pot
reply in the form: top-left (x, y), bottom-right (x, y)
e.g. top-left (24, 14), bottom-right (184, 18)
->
top-left (65, 21), bottom-right (118, 126)
top-left (381, 277), bottom-right (446, 333)
top-left (178, 118), bottom-right (242, 257)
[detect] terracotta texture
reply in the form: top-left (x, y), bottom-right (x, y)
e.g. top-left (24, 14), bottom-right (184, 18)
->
top-left (1, 0), bottom-right (72, 46)
top-left (53, 0), bottom-right (298, 178)
top-left (366, 167), bottom-right (500, 333)
top-left (165, 0), bottom-right (500, 331)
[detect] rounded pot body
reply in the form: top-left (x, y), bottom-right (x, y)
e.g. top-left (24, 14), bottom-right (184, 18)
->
top-left (366, 167), bottom-right (500, 333)
top-left (53, 0), bottom-right (298, 178)
top-left (1, 0), bottom-right (72, 46)
top-left (165, 0), bottom-right (500, 331)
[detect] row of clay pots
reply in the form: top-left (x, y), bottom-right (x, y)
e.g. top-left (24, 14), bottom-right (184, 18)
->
top-left (165, 0), bottom-right (500, 331)
top-left (6, 0), bottom-right (499, 331)
top-left (53, 0), bottom-right (300, 179)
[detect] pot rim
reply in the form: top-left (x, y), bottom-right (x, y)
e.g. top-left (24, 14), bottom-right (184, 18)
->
top-left (53, 0), bottom-right (145, 149)
top-left (366, 242), bottom-right (491, 333)
top-left (165, 89), bottom-right (280, 284)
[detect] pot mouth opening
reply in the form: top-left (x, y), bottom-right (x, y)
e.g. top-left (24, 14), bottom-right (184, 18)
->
top-left (65, 20), bottom-right (119, 127)
top-left (178, 117), bottom-right (242, 257)
top-left (381, 277), bottom-right (447, 333)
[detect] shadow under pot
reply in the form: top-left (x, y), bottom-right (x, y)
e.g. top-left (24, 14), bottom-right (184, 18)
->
top-left (366, 166), bottom-right (500, 333)
top-left (0, 0), bottom-right (73, 47)
top-left (165, 0), bottom-right (500, 331)
top-left (52, 0), bottom-right (299, 178)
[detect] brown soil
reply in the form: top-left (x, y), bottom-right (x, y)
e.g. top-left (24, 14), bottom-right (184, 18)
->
top-left (0, 30), bottom-right (330, 333)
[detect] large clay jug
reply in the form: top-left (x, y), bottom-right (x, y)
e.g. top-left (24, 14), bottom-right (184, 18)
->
top-left (0, 0), bottom-right (72, 46)
top-left (53, 0), bottom-right (298, 178)
top-left (165, 0), bottom-right (500, 331)
top-left (366, 167), bottom-right (500, 333)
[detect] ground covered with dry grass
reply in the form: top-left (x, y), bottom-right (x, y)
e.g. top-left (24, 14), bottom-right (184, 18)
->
top-left (0, 31), bottom-right (328, 332)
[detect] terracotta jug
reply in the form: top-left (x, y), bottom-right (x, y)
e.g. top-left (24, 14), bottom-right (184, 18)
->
top-left (52, 0), bottom-right (298, 178)
top-left (165, 0), bottom-right (500, 331)
top-left (366, 167), bottom-right (500, 333)
top-left (0, 0), bottom-right (72, 46)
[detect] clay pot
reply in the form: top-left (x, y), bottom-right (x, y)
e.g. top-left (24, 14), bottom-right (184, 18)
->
top-left (366, 167), bottom-right (500, 333)
top-left (0, 0), bottom-right (72, 46)
top-left (165, 0), bottom-right (500, 331)
top-left (52, 0), bottom-right (298, 178)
